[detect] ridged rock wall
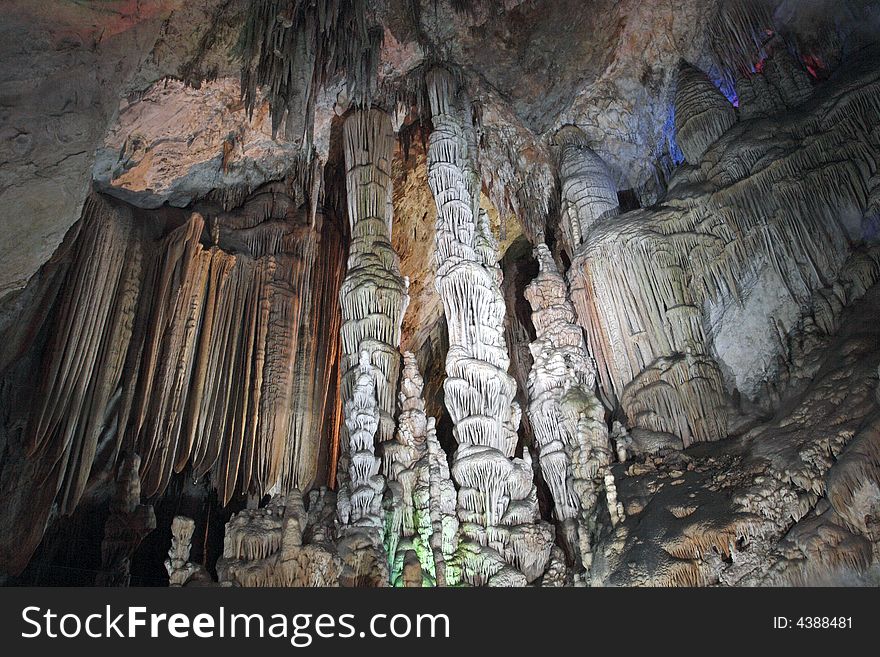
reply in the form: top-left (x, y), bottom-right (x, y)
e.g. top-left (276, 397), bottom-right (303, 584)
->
top-left (569, 53), bottom-right (880, 446)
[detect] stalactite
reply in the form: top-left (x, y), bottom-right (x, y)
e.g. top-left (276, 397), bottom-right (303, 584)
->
top-left (706, 0), bottom-right (776, 77)
top-left (426, 66), bottom-right (552, 586)
top-left (674, 60), bottom-right (737, 165)
top-left (524, 243), bottom-right (611, 573)
top-left (238, 0), bottom-right (382, 144)
top-left (553, 126), bottom-right (619, 252)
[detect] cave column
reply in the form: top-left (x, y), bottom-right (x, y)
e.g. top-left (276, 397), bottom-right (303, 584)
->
top-left (425, 67), bottom-right (552, 586)
top-left (524, 243), bottom-right (612, 574)
top-left (335, 108), bottom-right (409, 585)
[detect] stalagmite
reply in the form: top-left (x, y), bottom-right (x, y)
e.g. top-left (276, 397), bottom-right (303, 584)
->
top-left (426, 66), bottom-right (552, 585)
top-left (337, 351), bottom-right (385, 531)
top-left (673, 60), bottom-right (737, 165)
top-left (217, 491), bottom-right (342, 587)
top-left (96, 453), bottom-right (155, 586)
top-left (525, 243), bottom-right (611, 571)
top-left (3, 0), bottom-right (880, 592)
top-left (553, 126), bottom-right (619, 252)
top-left (165, 516), bottom-right (209, 587)
top-left (385, 352), bottom-right (459, 586)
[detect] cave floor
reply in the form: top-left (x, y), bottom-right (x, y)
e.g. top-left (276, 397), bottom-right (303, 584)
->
top-left (600, 283), bottom-right (880, 586)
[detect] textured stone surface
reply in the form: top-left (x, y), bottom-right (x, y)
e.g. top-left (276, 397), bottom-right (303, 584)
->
top-left (94, 78), bottom-right (301, 208)
top-left (0, 0), bottom-right (180, 298)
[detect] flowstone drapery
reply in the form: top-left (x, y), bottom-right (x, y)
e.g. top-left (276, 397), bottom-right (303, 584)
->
top-left (525, 243), bottom-right (611, 572)
top-left (673, 60), bottom-right (737, 165)
top-left (0, 181), bottom-right (346, 575)
top-left (426, 67), bottom-right (552, 586)
top-left (554, 126), bottom-right (619, 253)
top-left (569, 50), bottom-right (879, 447)
top-left (335, 108), bottom-right (409, 585)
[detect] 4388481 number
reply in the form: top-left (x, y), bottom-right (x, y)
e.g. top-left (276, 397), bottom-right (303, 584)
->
top-left (796, 617), bottom-right (852, 629)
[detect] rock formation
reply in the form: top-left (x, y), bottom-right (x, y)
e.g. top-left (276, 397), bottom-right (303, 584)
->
top-left (385, 352), bottom-right (459, 586)
top-left (426, 67), bottom-right (552, 585)
top-left (217, 491), bottom-right (342, 587)
top-left (524, 243), bottom-right (611, 573)
top-left (2, 0), bottom-right (880, 590)
top-left (165, 516), bottom-right (210, 587)
top-left (0, 182), bottom-right (346, 574)
top-left (673, 60), bottom-right (738, 166)
top-left (335, 108), bottom-right (409, 586)
top-left (553, 126), bottom-right (619, 254)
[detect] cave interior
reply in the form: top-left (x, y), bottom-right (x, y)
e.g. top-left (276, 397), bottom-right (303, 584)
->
top-left (1, 0), bottom-right (879, 587)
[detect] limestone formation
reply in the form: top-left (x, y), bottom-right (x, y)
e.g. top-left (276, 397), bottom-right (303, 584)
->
top-left (0, 182), bottom-right (346, 573)
top-left (553, 126), bottom-right (619, 252)
top-left (2, 0), bottom-right (880, 592)
top-left (336, 352), bottom-right (385, 531)
top-left (335, 107), bottom-right (409, 585)
top-left (385, 352), bottom-right (459, 586)
top-left (525, 243), bottom-right (611, 571)
top-left (426, 66), bottom-right (552, 585)
top-left (165, 516), bottom-right (210, 587)
top-left (673, 60), bottom-right (738, 165)
top-left (217, 491), bottom-right (342, 587)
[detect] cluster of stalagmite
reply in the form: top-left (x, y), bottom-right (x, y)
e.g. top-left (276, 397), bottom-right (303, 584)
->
top-left (554, 126), bottom-right (619, 253)
top-left (217, 491), bottom-right (341, 587)
top-left (385, 352), bottom-right (459, 586)
top-left (0, 181), bottom-right (346, 575)
top-left (335, 108), bottom-right (409, 584)
top-left (425, 66), bottom-right (552, 585)
top-left (524, 243), bottom-right (611, 573)
top-left (673, 60), bottom-right (737, 165)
